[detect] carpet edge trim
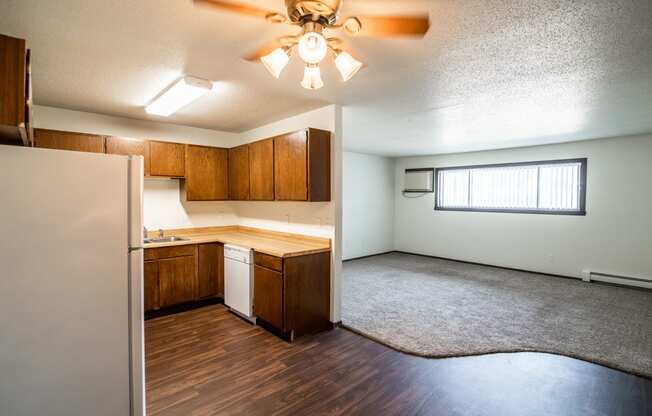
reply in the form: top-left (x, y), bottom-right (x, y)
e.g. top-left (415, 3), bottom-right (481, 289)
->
top-left (340, 323), bottom-right (652, 380)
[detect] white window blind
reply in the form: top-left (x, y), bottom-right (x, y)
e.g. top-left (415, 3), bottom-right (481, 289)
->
top-left (436, 159), bottom-right (586, 214)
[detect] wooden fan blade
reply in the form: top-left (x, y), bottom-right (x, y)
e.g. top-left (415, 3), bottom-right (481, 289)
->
top-left (354, 15), bottom-right (430, 37)
top-left (243, 40), bottom-right (282, 61)
top-left (193, 0), bottom-right (286, 22)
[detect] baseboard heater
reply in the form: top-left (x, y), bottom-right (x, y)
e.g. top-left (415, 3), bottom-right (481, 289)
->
top-left (581, 270), bottom-right (652, 289)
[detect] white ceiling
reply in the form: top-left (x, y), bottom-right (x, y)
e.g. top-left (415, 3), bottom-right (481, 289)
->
top-left (2, 0), bottom-right (652, 156)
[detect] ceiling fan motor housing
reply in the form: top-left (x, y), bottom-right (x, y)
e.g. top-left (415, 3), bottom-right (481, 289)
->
top-left (286, 0), bottom-right (342, 25)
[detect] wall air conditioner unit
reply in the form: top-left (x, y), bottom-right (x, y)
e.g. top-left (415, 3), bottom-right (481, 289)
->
top-left (404, 168), bottom-right (434, 193)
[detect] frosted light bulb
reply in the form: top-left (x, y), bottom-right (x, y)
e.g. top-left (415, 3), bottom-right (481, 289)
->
top-left (298, 32), bottom-right (327, 64)
top-left (301, 65), bottom-right (324, 90)
top-left (260, 48), bottom-right (290, 79)
top-left (335, 51), bottom-right (364, 82)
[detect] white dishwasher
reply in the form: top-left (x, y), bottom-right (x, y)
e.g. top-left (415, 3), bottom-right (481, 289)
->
top-left (224, 244), bottom-right (255, 322)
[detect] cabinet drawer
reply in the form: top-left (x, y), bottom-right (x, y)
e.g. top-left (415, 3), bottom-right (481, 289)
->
top-left (145, 245), bottom-right (196, 260)
top-left (254, 252), bottom-right (283, 272)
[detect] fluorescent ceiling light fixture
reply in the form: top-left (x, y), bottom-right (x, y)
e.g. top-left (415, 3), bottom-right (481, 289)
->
top-left (145, 76), bottom-right (213, 117)
top-left (334, 51), bottom-right (364, 82)
top-left (261, 47), bottom-right (290, 79)
top-left (298, 32), bottom-right (327, 64)
top-left (301, 65), bottom-right (324, 90)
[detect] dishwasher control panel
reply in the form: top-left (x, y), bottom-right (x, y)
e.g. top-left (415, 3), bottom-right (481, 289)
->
top-left (224, 244), bottom-right (252, 264)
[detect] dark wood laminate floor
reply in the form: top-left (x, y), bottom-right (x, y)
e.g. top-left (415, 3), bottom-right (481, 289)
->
top-left (145, 305), bottom-right (652, 416)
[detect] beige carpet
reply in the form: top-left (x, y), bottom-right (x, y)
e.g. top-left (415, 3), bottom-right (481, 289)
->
top-left (342, 252), bottom-right (652, 378)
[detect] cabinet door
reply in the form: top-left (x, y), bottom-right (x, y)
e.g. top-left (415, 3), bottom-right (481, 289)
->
top-left (307, 129), bottom-right (331, 202)
top-left (158, 256), bottom-right (196, 308)
top-left (0, 34), bottom-right (26, 131)
top-left (105, 136), bottom-right (150, 176)
top-left (249, 138), bottom-right (274, 201)
top-left (149, 141), bottom-right (185, 177)
top-left (228, 144), bottom-right (250, 200)
top-left (144, 260), bottom-right (159, 312)
top-left (185, 145), bottom-right (228, 201)
top-left (34, 129), bottom-right (105, 153)
top-left (253, 265), bottom-right (284, 330)
top-left (198, 243), bottom-right (224, 298)
top-left (274, 131), bottom-right (307, 201)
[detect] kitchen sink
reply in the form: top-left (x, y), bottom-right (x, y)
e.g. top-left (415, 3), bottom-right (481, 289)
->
top-left (144, 236), bottom-right (188, 244)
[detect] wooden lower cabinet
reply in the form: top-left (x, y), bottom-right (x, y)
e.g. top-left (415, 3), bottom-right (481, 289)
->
top-left (158, 255), bottom-right (196, 308)
top-left (144, 243), bottom-right (225, 314)
top-left (144, 260), bottom-right (160, 311)
top-left (253, 251), bottom-right (331, 340)
top-left (253, 265), bottom-right (284, 329)
top-left (198, 243), bottom-right (224, 298)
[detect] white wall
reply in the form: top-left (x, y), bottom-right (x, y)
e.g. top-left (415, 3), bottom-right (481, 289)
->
top-left (34, 105), bottom-right (241, 147)
top-left (342, 151), bottom-right (395, 260)
top-left (34, 105), bottom-right (241, 230)
top-left (394, 134), bottom-right (652, 280)
top-left (141, 179), bottom-right (238, 230)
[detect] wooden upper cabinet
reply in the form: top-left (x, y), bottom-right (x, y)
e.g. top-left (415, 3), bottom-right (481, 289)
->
top-left (228, 144), bottom-right (250, 200)
top-left (149, 140), bottom-right (185, 177)
top-left (105, 136), bottom-right (150, 176)
top-left (249, 138), bottom-right (274, 201)
top-left (306, 128), bottom-right (331, 202)
top-left (0, 34), bottom-right (31, 146)
top-left (274, 131), bottom-right (307, 201)
top-left (34, 129), bottom-right (105, 153)
top-left (185, 144), bottom-right (228, 201)
top-left (274, 128), bottom-right (331, 201)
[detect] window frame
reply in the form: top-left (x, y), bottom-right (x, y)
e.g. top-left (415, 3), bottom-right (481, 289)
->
top-left (434, 158), bottom-right (587, 216)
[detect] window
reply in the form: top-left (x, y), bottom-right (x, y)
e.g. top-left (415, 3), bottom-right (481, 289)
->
top-left (435, 158), bottom-right (587, 215)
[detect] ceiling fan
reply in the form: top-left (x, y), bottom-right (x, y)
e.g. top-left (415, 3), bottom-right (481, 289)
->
top-left (193, 0), bottom-right (430, 89)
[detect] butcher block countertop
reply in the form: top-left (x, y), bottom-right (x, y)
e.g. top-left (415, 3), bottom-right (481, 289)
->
top-left (144, 226), bottom-right (331, 258)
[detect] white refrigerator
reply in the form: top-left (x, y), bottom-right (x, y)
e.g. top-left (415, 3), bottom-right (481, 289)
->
top-left (0, 145), bottom-right (145, 416)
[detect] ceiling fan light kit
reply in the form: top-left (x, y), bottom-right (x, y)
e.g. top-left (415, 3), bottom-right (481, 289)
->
top-left (297, 23), bottom-right (328, 64)
top-left (334, 50), bottom-right (363, 82)
top-left (194, 0), bottom-right (430, 90)
top-left (261, 47), bottom-right (291, 78)
top-left (301, 64), bottom-right (324, 90)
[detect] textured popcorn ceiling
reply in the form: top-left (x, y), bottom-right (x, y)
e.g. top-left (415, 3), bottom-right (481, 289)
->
top-left (2, 0), bottom-right (652, 155)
